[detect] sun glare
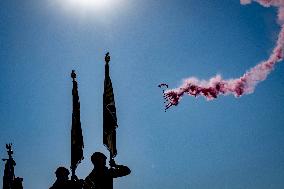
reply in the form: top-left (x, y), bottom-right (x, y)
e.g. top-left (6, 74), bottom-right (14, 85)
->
top-left (59, 0), bottom-right (121, 12)
top-left (68, 0), bottom-right (112, 9)
top-left (53, 0), bottom-right (127, 19)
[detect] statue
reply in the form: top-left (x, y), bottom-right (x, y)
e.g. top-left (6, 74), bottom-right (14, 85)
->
top-left (2, 144), bottom-right (23, 189)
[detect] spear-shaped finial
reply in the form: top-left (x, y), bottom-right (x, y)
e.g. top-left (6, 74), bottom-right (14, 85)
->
top-left (71, 70), bottom-right (76, 80)
top-left (105, 52), bottom-right (110, 64)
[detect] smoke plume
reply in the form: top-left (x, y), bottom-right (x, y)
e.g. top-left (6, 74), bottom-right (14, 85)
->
top-left (161, 0), bottom-right (284, 110)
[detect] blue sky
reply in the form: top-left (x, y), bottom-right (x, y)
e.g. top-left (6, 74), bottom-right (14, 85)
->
top-left (1, 0), bottom-right (284, 189)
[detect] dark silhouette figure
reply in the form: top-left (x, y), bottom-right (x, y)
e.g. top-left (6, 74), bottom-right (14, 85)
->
top-left (50, 167), bottom-right (83, 189)
top-left (84, 152), bottom-right (131, 189)
top-left (49, 167), bottom-right (71, 189)
top-left (2, 144), bottom-right (23, 189)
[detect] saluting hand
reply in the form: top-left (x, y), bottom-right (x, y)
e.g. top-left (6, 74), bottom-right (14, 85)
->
top-left (109, 158), bottom-right (116, 167)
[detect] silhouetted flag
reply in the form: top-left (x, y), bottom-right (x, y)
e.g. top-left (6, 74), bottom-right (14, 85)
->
top-left (103, 53), bottom-right (118, 158)
top-left (71, 70), bottom-right (84, 177)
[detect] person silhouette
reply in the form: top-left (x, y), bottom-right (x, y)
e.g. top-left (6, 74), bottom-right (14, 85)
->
top-left (84, 152), bottom-right (131, 189)
top-left (49, 167), bottom-right (72, 189)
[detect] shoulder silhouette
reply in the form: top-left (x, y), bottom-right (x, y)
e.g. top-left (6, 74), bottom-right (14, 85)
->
top-left (84, 152), bottom-right (131, 189)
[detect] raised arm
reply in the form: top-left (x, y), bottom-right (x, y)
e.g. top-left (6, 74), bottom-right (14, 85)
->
top-left (108, 159), bottom-right (131, 178)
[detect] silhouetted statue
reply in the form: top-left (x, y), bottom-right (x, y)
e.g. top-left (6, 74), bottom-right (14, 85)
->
top-left (84, 152), bottom-right (131, 189)
top-left (2, 144), bottom-right (23, 189)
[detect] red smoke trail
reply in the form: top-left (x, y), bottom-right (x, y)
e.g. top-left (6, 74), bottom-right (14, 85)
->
top-left (161, 0), bottom-right (284, 110)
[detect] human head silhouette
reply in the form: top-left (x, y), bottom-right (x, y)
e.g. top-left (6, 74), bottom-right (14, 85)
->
top-left (91, 152), bottom-right (107, 169)
top-left (55, 167), bottom-right (69, 181)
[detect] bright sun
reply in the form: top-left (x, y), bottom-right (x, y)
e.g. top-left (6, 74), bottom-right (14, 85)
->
top-left (67, 0), bottom-right (112, 9)
top-left (61, 0), bottom-right (117, 12)
top-left (55, 0), bottom-right (126, 17)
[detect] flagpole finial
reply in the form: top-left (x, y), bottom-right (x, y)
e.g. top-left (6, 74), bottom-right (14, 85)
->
top-left (105, 52), bottom-right (110, 64)
top-left (5, 143), bottom-right (13, 157)
top-left (71, 70), bottom-right (76, 80)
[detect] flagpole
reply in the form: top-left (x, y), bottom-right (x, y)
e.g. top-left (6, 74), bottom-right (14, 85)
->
top-left (110, 151), bottom-right (113, 168)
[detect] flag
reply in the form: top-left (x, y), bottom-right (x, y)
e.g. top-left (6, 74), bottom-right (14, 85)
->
top-left (71, 70), bottom-right (84, 175)
top-left (103, 53), bottom-right (118, 158)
